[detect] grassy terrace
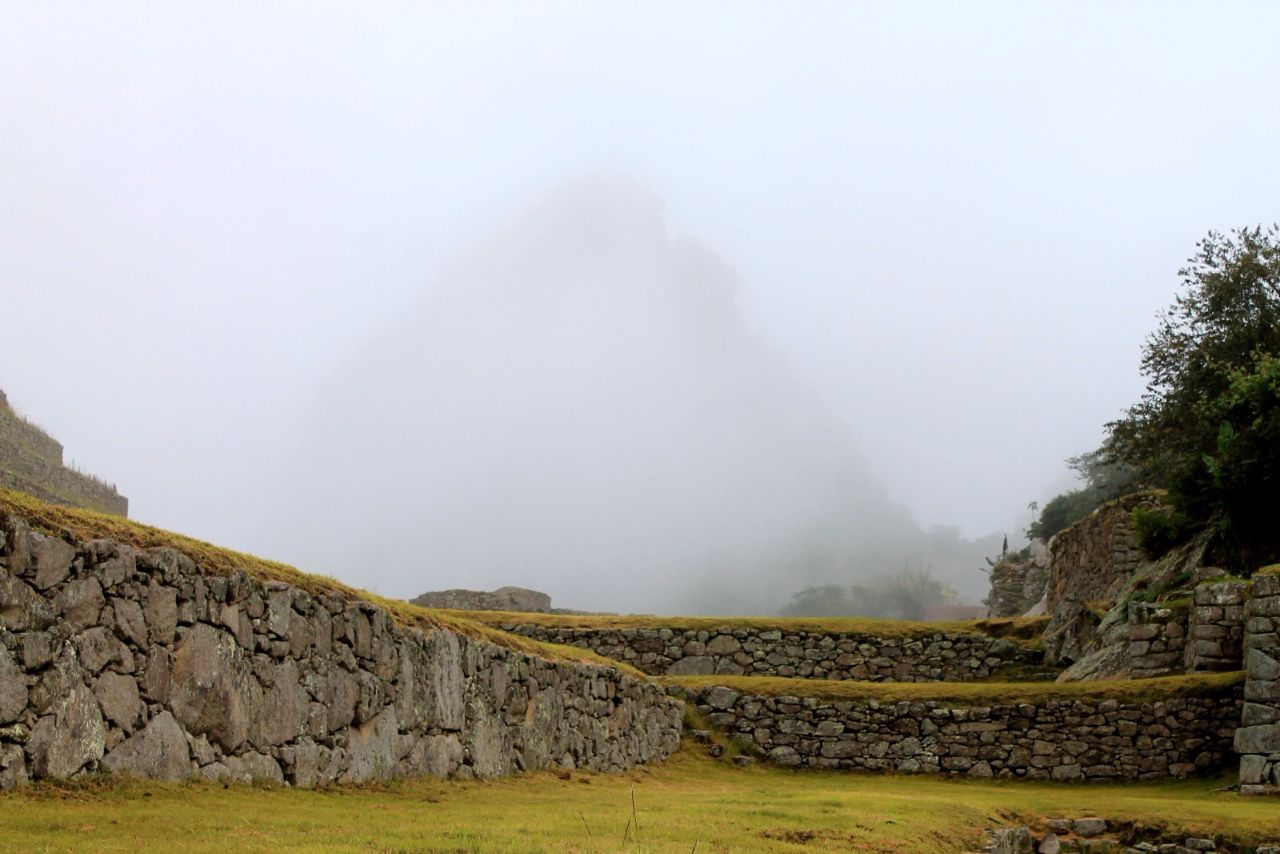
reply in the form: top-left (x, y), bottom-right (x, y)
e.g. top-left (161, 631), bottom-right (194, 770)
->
top-left (1, 748), bottom-right (1276, 853)
top-left (455, 609), bottom-right (1050, 646)
top-left (0, 489), bottom-right (639, 676)
top-left (665, 670), bottom-right (1245, 706)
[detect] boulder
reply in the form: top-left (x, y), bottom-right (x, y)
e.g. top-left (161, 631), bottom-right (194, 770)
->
top-left (0, 645), bottom-right (26, 724)
top-left (988, 827), bottom-right (1035, 854)
top-left (103, 711), bottom-right (190, 781)
top-left (223, 752), bottom-right (284, 784)
top-left (27, 680), bottom-right (106, 778)
top-left (169, 623), bottom-right (263, 752)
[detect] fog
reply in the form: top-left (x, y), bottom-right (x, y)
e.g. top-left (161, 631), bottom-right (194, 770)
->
top-left (3, 3), bottom-right (1279, 612)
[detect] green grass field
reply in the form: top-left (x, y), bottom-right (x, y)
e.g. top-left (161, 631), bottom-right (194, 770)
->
top-left (2, 747), bottom-right (1276, 853)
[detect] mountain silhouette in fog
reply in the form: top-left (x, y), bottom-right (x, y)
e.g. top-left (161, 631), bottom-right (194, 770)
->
top-left (274, 179), bottom-right (975, 613)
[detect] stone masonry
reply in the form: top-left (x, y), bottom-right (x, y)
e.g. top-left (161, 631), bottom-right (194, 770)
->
top-left (0, 512), bottom-right (683, 788)
top-left (1236, 572), bottom-right (1280, 795)
top-left (497, 623), bottom-right (1044, 682)
top-left (1127, 601), bottom-right (1188, 679)
top-left (0, 390), bottom-right (127, 517)
top-left (678, 682), bottom-right (1241, 781)
top-left (1047, 493), bottom-right (1162, 613)
top-left (1185, 578), bottom-right (1248, 673)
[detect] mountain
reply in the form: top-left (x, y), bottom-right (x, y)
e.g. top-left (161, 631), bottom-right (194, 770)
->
top-left (268, 179), bottom-right (983, 613)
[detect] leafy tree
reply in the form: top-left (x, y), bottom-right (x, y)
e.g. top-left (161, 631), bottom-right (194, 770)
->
top-left (1108, 226), bottom-right (1280, 571)
top-left (1026, 444), bottom-right (1137, 541)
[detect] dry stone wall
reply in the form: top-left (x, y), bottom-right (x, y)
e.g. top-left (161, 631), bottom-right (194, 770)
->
top-left (1185, 579), bottom-right (1248, 673)
top-left (0, 391), bottom-right (128, 517)
top-left (1237, 573), bottom-right (1280, 795)
top-left (497, 623), bottom-right (1044, 682)
top-left (1127, 602), bottom-right (1188, 679)
top-left (1047, 493), bottom-right (1161, 613)
top-left (0, 513), bottom-right (682, 789)
top-left (677, 682), bottom-right (1241, 781)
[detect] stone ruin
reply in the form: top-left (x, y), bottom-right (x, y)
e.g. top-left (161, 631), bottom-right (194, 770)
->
top-left (410, 586), bottom-right (553, 613)
top-left (0, 389), bottom-right (127, 517)
top-left (0, 512), bottom-right (682, 788)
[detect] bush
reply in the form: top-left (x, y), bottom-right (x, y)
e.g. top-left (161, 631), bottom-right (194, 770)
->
top-left (1132, 506), bottom-right (1194, 559)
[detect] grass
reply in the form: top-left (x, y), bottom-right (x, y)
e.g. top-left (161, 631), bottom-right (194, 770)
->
top-left (454, 610), bottom-right (1050, 646)
top-left (662, 670), bottom-right (1245, 706)
top-left (0, 747), bottom-right (1276, 853)
top-left (0, 488), bottom-right (640, 676)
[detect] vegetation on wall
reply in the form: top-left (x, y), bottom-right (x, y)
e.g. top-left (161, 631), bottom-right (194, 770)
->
top-left (1107, 226), bottom-right (1280, 572)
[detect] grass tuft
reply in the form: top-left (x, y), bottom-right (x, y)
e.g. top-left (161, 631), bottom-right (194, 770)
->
top-left (662, 670), bottom-right (1245, 707)
top-left (453, 609), bottom-right (1050, 646)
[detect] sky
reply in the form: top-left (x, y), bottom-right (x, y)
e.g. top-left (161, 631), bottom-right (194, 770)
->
top-left (2, 2), bottom-right (1278, 609)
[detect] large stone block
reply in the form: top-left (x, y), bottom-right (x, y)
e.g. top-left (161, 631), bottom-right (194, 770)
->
top-left (56, 577), bottom-right (104, 630)
top-left (31, 536), bottom-right (76, 591)
top-left (92, 671), bottom-right (142, 733)
top-left (103, 711), bottom-right (190, 781)
top-left (1234, 725), bottom-right (1280, 755)
top-left (1249, 649), bottom-right (1280, 682)
top-left (27, 680), bottom-right (106, 778)
top-left (666, 655), bottom-right (715, 676)
top-left (169, 623), bottom-right (263, 751)
top-left (0, 572), bottom-right (54, 631)
top-left (0, 646), bottom-right (25, 724)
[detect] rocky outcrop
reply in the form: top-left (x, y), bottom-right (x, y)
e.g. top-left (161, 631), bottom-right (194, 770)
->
top-left (677, 680), bottom-right (1242, 781)
top-left (984, 541), bottom-right (1051, 618)
top-left (0, 513), bottom-right (682, 788)
top-left (411, 587), bottom-right (552, 613)
top-left (0, 390), bottom-right (127, 516)
top-left (497, 622), bottom-right (1045, 682)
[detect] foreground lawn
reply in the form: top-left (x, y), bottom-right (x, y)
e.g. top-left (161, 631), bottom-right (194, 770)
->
top-left (1, 748), bottom-right (1277, 853)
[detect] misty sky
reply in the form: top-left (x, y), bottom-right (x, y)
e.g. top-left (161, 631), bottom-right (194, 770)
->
top-left (3, 3), bottom-right (1279, 607)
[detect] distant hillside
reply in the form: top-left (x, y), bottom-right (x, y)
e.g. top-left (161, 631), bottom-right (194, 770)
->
top-left (0, 389), bottom-right (127, 516)
top-left (266, 180), bottom-right (991, 613)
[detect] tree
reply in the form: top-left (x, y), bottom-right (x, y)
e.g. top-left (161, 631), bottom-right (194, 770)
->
top-left (1107, 226), bottom-right (1280, 571)
top-left (1026, 443), bottom-right (1137, 541)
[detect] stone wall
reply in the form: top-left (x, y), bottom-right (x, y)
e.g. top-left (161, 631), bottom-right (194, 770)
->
top-left (411, 586), bottom-right (552, 613)
top-left (0, 390), bottom-right (128, 517)
top-left (1047, 493), bottom-right (1162, 613)
top-left (1185, 579), bottom-right (1248, 673)
top-left (1127, 601), bottom-right (1187, 679)
top-left (1237, 573), bottom-right (1280, 795)
top-left (0, 513), bottom-right (682, 788)
top-left (984, 541), bottom-right (1050, 618)
top-left (496, 623), bottom-right (1045, 682)
top-left (678, 682), bottom-right (1241, 781)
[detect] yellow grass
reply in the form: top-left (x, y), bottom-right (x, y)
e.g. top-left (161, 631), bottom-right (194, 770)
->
top-left (663, 670), bottom-right (1245, 706)
top-left (453, 609), bottom-right (1050, 646)
top-left (0, 747), bottom-right (1275, 853)
top-left (0, 488), bottom-right (639, 676)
